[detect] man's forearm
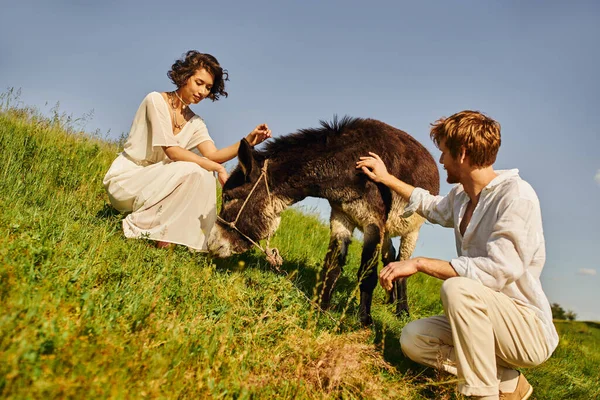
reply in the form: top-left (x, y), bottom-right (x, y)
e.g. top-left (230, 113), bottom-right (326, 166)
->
top-left (382, 173), bottom-right (416, 201)
top-left (415, 257), bottom-right (459, 280)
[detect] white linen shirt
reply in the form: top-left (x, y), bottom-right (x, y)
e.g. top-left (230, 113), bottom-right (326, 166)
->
top-left (403, 169), bottom-right (559, 352)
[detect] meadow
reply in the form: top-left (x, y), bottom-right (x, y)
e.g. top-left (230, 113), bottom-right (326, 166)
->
top-left (1, 92), bottom-right (599, 399)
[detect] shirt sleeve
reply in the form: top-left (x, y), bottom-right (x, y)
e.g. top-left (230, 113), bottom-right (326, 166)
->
top-left (146, 93), bottom-right (180, 148)
top-left (450, 197), bottom-right (538, 291)
top-left (402, 187), bottom-right (455, 228)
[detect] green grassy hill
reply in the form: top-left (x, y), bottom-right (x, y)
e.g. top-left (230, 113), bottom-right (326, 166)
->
top-left (1, 97), bottom-right (598, 399)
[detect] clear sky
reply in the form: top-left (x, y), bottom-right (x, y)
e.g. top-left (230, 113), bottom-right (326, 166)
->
top-left (2, 1), bottom-right (599, 320)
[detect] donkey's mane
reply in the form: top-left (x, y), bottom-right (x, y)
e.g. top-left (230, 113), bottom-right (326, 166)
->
top-left (260, 115), bottom-right (365, 156)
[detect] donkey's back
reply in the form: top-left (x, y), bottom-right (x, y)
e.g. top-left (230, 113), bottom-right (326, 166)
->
top-left (295, 117), bottom-right (439, 322)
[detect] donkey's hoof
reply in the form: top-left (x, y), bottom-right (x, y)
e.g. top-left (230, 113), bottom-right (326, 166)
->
top-left (395, 304), bottom-right (410, 318)
top-left (360, 314), bottom-right (374, 327)
top-left (319, 299), bottom-right (332, 311)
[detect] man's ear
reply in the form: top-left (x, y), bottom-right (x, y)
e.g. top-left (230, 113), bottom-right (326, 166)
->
top-left (238, 138), bottom-right (257, 181)
top-left (459, 147), bottom-right (467, 164)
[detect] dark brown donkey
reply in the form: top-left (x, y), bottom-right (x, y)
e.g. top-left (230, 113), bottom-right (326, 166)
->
top-left (208, 116), bottom-right (439, 325)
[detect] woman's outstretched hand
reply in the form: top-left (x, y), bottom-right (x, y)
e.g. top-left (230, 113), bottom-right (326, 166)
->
top-left (246, 123), bottom-right (272, 146)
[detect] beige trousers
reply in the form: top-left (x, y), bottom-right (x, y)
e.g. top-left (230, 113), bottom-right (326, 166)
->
top-left (400, 277), bottom-right (551, 397)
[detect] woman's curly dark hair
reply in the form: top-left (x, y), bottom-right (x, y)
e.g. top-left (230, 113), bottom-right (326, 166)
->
top-left (167, 50), bottom-right (229, 101)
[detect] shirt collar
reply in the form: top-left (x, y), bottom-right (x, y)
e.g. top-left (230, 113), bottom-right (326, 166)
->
top-left (485, 169), bottom-right (519, 189)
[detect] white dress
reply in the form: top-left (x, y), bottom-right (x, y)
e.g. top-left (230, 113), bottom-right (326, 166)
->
top-left (103, 92), bottom-right (217, 251)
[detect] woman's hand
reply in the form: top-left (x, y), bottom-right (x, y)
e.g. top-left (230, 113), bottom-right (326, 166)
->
top-left (356, 152), bottom-right (391, 184)
top-left (246, 123), bottom-right (272, 146)
top-left (217, 167), bottom-right (229, 187)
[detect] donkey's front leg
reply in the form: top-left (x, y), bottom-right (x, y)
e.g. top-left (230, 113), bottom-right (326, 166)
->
top-left (393, 230), bottom-right (419, 316)
top-left (357, 223), bottom-right (383, 326)
top-left (382, 235), bottom-right (397, 304)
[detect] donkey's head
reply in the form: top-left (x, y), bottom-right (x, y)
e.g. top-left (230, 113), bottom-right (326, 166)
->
top-left (208, 139), bottom-right (284, 257)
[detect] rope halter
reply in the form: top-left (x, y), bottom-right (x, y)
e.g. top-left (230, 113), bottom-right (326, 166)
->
top-left (216, 159), bottom-right (283, 268)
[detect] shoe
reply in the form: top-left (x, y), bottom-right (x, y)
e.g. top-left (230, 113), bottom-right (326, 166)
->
top-left (499, 373), bottom-right (533, 400)
top-left (157, 241), bottom-right (175, 249)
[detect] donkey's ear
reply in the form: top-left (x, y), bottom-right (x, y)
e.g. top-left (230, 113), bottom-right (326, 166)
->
top-left (238, 138), bottom-right (257, 180)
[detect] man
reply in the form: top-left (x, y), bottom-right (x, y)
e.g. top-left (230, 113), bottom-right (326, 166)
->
top-left (356, 111), bottom-right (558, 400)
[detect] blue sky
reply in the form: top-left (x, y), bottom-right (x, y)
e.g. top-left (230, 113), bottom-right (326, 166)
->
top-left (1, 1), bottom-right (599, 321)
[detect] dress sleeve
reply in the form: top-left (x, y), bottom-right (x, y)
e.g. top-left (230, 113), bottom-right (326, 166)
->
top-left (146, 93), bottom-right (180, 148)
top-left (186, 117), bottom-right (214, 150)
top-left (402, 187), bottom-right (456, 228)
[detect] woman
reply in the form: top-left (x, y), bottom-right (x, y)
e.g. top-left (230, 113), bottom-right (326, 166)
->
top-left (103, 50), bottom-right (271, 251)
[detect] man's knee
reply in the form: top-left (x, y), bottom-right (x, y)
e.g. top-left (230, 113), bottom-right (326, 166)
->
top-left (400, 319), bottom-right (428, 362)
top-left (440, 277), bottom-right (479, 310)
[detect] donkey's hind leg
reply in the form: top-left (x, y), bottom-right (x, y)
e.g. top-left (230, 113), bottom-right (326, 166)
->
top-left (394, 230), bottom-right (419, 316)
top-left (318, 208), bottom-right (355, 310)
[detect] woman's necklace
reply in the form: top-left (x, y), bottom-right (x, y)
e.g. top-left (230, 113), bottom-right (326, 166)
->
top-left (169, 91), bottom-right (187, 131)
top-left (174, 90), bottom-right (189, 109)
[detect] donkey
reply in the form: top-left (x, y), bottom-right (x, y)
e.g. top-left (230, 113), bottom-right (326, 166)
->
top-left (208, 116), bottom-right (439, 325)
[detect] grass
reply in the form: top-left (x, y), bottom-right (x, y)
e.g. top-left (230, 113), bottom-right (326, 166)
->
top-left (0, 92), bottom-right (598, 399)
